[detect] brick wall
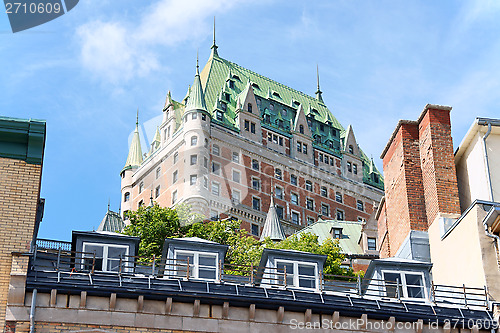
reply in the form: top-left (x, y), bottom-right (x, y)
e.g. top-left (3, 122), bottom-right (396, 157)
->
top-left (0, 157), bottom-right (42, 330)
top-left (379, 105), bottom-right (460, 257)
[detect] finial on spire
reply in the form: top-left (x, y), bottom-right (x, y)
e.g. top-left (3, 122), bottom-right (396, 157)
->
top-left (136, 108), bottom-right (139, 126)
top-left (315, 64), bottom-right (323, 103)
top-left (211, 16), bottom-right (219, 57)
top-left (107, 198), bottom-right (110, 211)
top-left (196, 49), bottom-right (200, 75)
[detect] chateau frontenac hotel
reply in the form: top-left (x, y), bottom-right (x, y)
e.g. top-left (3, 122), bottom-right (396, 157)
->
top-left (120, 40), bottom-right (384, 236)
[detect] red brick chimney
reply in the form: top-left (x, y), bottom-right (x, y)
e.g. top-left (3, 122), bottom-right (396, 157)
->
top-left (378, 104), bottom-right (460, 257)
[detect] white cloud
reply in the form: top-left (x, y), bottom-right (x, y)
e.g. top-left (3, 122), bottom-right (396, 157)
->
top-left (76, 0), bottom-right (251, 85)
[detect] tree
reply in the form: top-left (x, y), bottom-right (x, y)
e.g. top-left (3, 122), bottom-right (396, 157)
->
top-left (123, 204), bottom-right (181, 258)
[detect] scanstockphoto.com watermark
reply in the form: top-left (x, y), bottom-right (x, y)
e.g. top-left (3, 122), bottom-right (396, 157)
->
top-left (3, 0), bottom-right (79, 33)
top-left (289, 318), bottom-right (498, 331)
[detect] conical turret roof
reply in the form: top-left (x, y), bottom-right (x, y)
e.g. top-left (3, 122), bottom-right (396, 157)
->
top-left (185, 56), bottom-right (207, 112)
top-left (260, 195), bottom-right (285, 242)
top-left (124, 113), bottom-right (143, 169)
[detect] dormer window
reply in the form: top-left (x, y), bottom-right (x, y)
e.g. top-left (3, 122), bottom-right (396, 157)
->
top-left (228, 80), bottom-right (234, 89)
top-left (332, 228), bottom-right (342, 239)
top-left (272, 91), bottom-right (281, 99)
top-left (174, 250), bottom-right (218, 281)
top-left (248, 103), bottom-right (253, 113)
top-left (382, 271), bottom-right (426, 299)
top-left (269, 103), bottom-right (274, 111)
top-left (216, 111), bottom-right (223, 121)
top-left (276, 260), bottom-right (317, 289)
top-left (320, 124), bottom-right (324, 132)
top-left (224, 93), bottom-right (230, 101)
top-left (221, 102), bottom-right (227, 112)
top-left (252, 82), bottom-right (260, 90)
top-left (299, 125), bottom-right (304, 134)
top-left (232, 74), bottom-right (240, 81)
top-left (349, 145), bottom-right (354, 154)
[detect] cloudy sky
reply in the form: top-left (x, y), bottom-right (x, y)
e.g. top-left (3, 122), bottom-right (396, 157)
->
top-left (2, 0), bottom-right (499, 241)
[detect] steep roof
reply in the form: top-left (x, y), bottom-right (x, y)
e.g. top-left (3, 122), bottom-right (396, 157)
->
top-left (260, 196), bottom-right (286, 241)
top-left (185, 60), bottom-right (207, 112)
top-left (123, 115), bottom-right (143, 170)
top-left (295, 220), bottom-right (364, 255)
top-left (97, 209), bottom-right (125, 233)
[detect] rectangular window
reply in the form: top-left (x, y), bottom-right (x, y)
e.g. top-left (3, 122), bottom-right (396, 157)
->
top-left (291, 211), bottom-right (299, 224)
top-left (291, 174), bottom-right (297, 186)
top-left (382, 271), bottom-right (425, 299)
top-left (307, 217), bottom-right (315, 225)
top-left (367, 238), bottom-right (377, 251)
top-left (232, 152), bottom-right (240, 163)
top-left (276, 206), bottom-right (284, 219)
top-left (172, 170), bottom-right (178, 184)
top-left (252, 178), bottom-right (260, 191)
top-left (276, 260), bottom-right (317, 289)
top-left (232, 189), bottom-right (240, 204)
top-left (275, 168), bottom-right (282, 180)
top-left (175, 250), bottom-right (218, 281)
top-left (252, 197), bottom-right (261, 211)
top-left (252, 159), bottom-right (259, 171)
top-left (156, 167), bottom-right (161, 179)
top-left (306, 198), bottom-right (314, 210)
top-left (336, 210), bottom-right (344, 221)
top-left (204, 157), bottom-right (208, 168)
top-left (173, 151), bottom-right (179, 164)
top-left (333, 228), bottom-right (342, 239)
top-left (275, 187), bottom-right (283, 199)
top-left (321, 186), bottom-right (328, 197)
top-left (303, 144), bottom-right (307, 155)
top-left (353, 164), bottom-right (358, 175)
top-left (232, 170), bottom-right (241, 183)
top-left (330, 157), bottom-right (334, 166)
top-left (335, 192), bottom-right (343, 203)
top-left (319, 153), bottom-right (323, 163)
top-left (191, 136), bottom-right (198, 146)
top-left (82, 243), bottom-right (129, 272)
top-left (297, 142), bottom-right (302, 153)
top-left (244, 120), bottom-right (250, 131)
top-left (203, 176), bottom-right (208, 189)
top-left (212, 162), bottom-right (220, 175)
top-left (190, 175), bottom-right (197, 186)
top-left (305, 180), bottom-right (312, 191)
top-left (291, 192), bottom-right (298, 205)
top-left (251, 122), bottom-right (256, 134)
top-left (190, 154), bottom-right (197, 165)
top-left (251, 224), bottom-right (259, 236)
top-left (357, 200), bottom-right (364, 211)
top-left (155, 185), bottom-right (160, 198)
top-left (192, 112), bottom-right (198, 120)
top-left (211, 182), bottom-right (220, 196)
top-left (268, 132), bottom-right (272, 141)
top-left (172, 190), bottom-right (177, 204)
top-left (278, 136), bottom-right (283, 146)
top-left (321, 203), bottom-right (329, 216)
top-left (213, 144), bottom-right (220, 156)
top-left (347, 162), bottom-right (352, 172)
top-left (202, 114), bottom-right (206, 121)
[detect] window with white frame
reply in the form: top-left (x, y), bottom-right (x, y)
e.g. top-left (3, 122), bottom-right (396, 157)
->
top-left (275, 186), bottom-right (283, 199)
top-left (357, 200), bottom-right (364, 211)
top-left (275, 168), bottom-right (282, 180)
top-left (307, 216), bottom-right (315, 225)
top-left (174, 250), bottom-right (218, 281)
top-left (172, 170), bottom-right (178, 184)
top-left (367, 237), bottom-right (377, 251)
top-left (139, 182), bottom-right (144, 193)
top-left (290, 174), bottom-right (297, 186)
top-left (190, 154), bottom-right (197, 165)
top-left (382, 271), bottom-right (426, 299)
top-left (213, 144), bottom-right (220, 156)
top-left (82, 243), bottom-right (129, 272)
top-left (252, 178), bottom-right (260, 191)
top-left (232, 189), bottom-right (240, 204)
top-left (190, 136), bottom-right (198, 146)
top-left (212, 162), bottom-right (220, 175)
top-left (156, 167), bottom-right (161, 179)
top-left (321, 203), bottom-right (330, 217)
top-left (173, 151), bottom-right (179, 164)
top-left (212, 182), bottom-right (220, 196)
top-left (336, 209), bottom-right (344, 221)
top-left (320, 186), bottom-right (328, 197)
top-left (276, 260), bottom-right (317, 289)
top-left (305, 180), bottom-right (312, 191)
top-left (232, 152), bottom-right (240, 163)
top-left (252, 159), bottom-right (259, 171)
top-left (172, 190), bottom-right (177, 204)
top-left (190, 175), bottom-right (197, 186)
top-left (335, 192), bottom-right (343, 203)
top-left (155, 185), bottom-right (160, 198)
top-left (291, 192), bottom-right (299, 205)
top-left (232, 170), bottom-right (241, 183)
top-left (291, 211), bottom-right (300, 224)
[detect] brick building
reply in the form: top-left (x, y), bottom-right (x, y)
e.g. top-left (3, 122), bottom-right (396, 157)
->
top-left (120, 41), bottom-right (384, 237)
top-left (0, 116), bottom-right (45, 331)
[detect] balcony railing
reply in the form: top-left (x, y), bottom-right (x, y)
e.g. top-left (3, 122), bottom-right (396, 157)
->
top-left (29, 246), bottom-right (491, 310)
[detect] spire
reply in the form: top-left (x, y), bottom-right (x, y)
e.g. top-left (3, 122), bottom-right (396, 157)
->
top-left (210, 16), bottom-right (219, 57)
top-left (123, 110), bottom-right (143, 169)
top-left (369, 156), bottom-right (375, 174)
top-left (148, 126), bottom-right (161, 156)
top-left (315, 64), bottom-right (323, 103)
top-left (260, 193), bottom-right (286, 242)
top-left (107, 198), bottom-right (110, 211)
top-left (186, 53), bottom-right (207, 111)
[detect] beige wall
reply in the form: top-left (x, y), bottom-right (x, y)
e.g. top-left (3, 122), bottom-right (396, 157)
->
top-left (428, 207), bottom-right (487, 288)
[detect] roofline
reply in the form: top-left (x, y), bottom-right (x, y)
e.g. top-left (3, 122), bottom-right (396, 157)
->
top-left (454, 117), bottom-right (500, 162)
top-left (380, 104), bottom-right (452, 160)
top-left (0, 116), bottom-right (46, 165)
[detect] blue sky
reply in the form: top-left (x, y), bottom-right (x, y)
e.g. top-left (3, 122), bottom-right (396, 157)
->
top-left (2, 0), bottom-right (500, 241)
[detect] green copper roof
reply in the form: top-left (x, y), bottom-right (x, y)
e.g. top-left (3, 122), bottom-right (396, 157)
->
top-left (97, 208), bottom-right (125, 233)
top-left (260, 196), bottom-right (286, 241)
top-left (185, 61), bottom-right (207, 112)
top-left (295, 220), bottom-right (364, 255)
top-left (123, 119), bottom-right (143, 169)
top-left (0, 116), bottom-right (46, 165)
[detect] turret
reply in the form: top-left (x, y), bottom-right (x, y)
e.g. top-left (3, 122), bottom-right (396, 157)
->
top-left (120, 111), bottom-right (143, 220)
top-left (260, 194), bottom-right (286, 242)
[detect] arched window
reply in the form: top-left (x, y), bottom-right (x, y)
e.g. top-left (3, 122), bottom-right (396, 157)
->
top-left (248, 103), bottom-right (253, 113)
top-left (124, 192), bottom-right (130, 202)
top-left (299, 125), bottom-right (304, 134)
